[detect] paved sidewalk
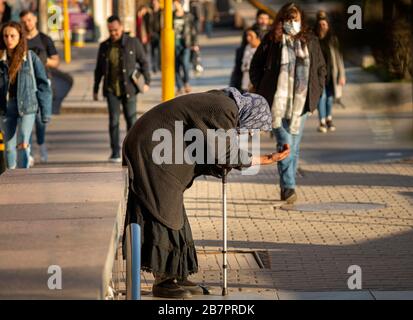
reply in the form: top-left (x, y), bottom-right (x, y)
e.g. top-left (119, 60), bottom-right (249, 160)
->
top-left (182, 160), bottom-right (413, 299)
top-left (37, 29), bottom-right (413, 300)
top-left (137, 126), bottom-right (413, 299)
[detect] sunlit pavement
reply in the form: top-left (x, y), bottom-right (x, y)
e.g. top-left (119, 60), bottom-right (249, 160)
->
top-left (38, 29), bottom-right (413, 300)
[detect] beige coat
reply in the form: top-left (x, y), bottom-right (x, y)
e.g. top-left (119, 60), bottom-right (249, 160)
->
top-left (329, 37), bottom-right (346, 99)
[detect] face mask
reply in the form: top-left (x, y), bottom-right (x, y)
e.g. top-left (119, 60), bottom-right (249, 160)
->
top-left (283, 21), bottom-right (301, 36)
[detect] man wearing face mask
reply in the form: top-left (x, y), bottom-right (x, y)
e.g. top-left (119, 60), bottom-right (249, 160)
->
top-left (250, 2), bottom-right (326, 204)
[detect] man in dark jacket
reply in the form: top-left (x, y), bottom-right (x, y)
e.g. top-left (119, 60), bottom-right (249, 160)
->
top-left (94, 16), bottom-right (150, 162)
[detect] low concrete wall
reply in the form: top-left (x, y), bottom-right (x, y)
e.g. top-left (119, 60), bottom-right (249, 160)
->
top-left (0, 167), bottom-right (128, 299)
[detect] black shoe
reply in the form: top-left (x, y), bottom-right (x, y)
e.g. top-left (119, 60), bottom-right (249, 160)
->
top-left (152, 279), bottom-right (192, 299)
top-left (109, 152), bottom-right (121, 163)
top-left (281, 188), bottom-right (297, 204)
top-left (326, 120), bottom-right (336, 132)
top-left (176, 279), bottom-right (210, 295)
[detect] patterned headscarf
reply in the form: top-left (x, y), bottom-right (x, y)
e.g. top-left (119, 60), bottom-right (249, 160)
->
top-left (223, 87), bottom-right (272, 132)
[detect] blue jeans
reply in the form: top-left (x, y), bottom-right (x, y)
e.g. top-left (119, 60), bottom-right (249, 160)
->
top-left (318, 82), bottom-right (334, 121)
top-left (1, 99), bottom-right (36, 169)
top-left (175, 41), bottom-right (191, 90)
top-left (205, 21), bottom-right (213, 38)
top-left (29, 112), bottom-right (46, 149)
top-left (151, 36), bottom-right (161, 73)
top-left (273, 114), bottom-right (308, 190)
top-left (107, 92), bottom-right (137, 155)
top-left (35, 112), bottom-right (46, 145)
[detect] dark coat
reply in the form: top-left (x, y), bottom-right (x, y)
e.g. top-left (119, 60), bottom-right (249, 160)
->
top-left (94, 33), bottom-right (150, 98)
top-left (122, 90), bottom-right (248, 230)
top-left (174, 12), bottom-right (198, 48)
top-left (229, 46), bottom-right (244, 90)
top-left (0, 3), bottom-right (11, 24)
top-left (230, 24), bottom-right (269, 90)
top-left (249, 33), bottom-right (327, 113)
top-left (151, 10), bottom-right (162, 38)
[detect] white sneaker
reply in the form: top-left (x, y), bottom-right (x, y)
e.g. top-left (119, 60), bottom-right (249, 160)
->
top-left (39, 144), bottom-right (48, 163)
top-left (109, 153), bottom-right (122, 163)
top-left (318, 123), bottom-right (328, 133)
top-left (195, 64), bottom-right (204, 73)
top-left (29, 155), bottom-right (35, 168)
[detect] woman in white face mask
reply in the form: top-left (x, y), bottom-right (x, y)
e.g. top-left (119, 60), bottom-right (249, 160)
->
top-left (283, 18), bottom-right (302, 36)
top-left (249, 2), bottom-right (327, 204)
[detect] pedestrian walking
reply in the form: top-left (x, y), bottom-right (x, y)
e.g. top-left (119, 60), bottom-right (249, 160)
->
top-left (189, 1), bottom-right (204, 77)
top-left (94, 16), bottom-right (150, 163)
top-left (230, 9), bottom-right (271, 91)
top-left (20, 9), bottom-right (60, 164)
top-left (190, 0), bottom-right (203, 33)
top-left (314, 10), bottom-right (346, 133)
top-left (203, 0), bottom-right (216, 38)
top-left (136, 5), bottom-right (152, 61)
top-left (253, 9), bottom-right (272, 40)
top-left (243, 10), bottom-right (271, 48)
top-left (173, 0), bottom-right (198, 95)
top-left (122, 87), bottom-right (290, 299)
top-left (0, 0), bottom-right (11, 25)
top-left (250, 2), bottom-right (326, 204)
top-left (240, 25), bottom-right (261, 92)
top-left (150, 0), bottom-right (162, 74)
top-left (0, 21), bottom-right (52, 169)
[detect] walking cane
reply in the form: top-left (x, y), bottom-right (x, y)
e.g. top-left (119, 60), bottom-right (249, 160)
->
top-left (222, 167), bottom-right (228, 296)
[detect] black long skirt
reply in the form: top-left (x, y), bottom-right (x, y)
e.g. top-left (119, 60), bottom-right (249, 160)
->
top-left (123, 191), bottom-right (198, 280)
